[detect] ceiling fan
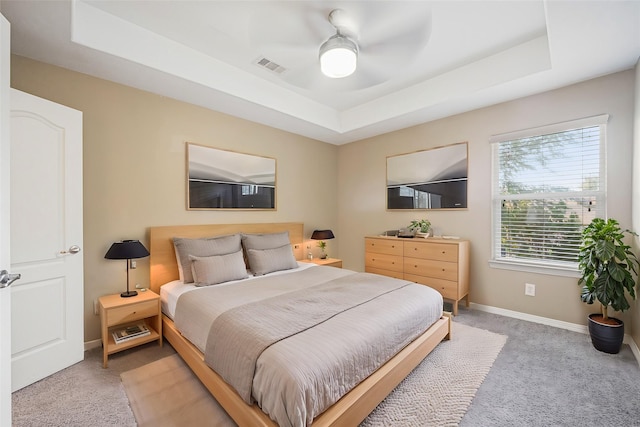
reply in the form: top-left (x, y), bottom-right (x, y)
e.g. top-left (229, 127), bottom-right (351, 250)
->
top-left (319, 9), bottom-right (359, 78)
top-left (250, 3), bottom-right (433, 91)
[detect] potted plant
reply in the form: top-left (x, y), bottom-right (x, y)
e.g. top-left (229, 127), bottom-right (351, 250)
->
top-left (317, 240), bottom-right (328, 259)
top-left (409, 219), bottom-right (431, 238)
top-left (577, 218), bottom-right (639, 354)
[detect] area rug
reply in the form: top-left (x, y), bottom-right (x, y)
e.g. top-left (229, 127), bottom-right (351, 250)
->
top-left (121, 322), bottom-right (506, 426)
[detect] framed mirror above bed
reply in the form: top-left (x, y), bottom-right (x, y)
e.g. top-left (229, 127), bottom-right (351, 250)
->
top-left (386, 142), bottom-right (468, 210)
top-left (187, 143), bottom-right (277, 210)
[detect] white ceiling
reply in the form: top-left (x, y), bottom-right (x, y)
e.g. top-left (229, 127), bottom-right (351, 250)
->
top-left (1, 0), bottom-right (639, 145)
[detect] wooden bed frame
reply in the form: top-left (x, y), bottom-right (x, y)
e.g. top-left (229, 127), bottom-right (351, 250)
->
top-left (149, 222), bottom-right (451, 427)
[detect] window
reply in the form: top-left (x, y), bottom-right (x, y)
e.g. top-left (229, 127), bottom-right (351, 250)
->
top-left (490, 115), bottom-right (608, 275)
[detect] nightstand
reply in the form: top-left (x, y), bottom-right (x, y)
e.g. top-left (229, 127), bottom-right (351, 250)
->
top-left (99, 290), bottom-right (162, 368)
top-left (301, 257), bottom-right (343, 268)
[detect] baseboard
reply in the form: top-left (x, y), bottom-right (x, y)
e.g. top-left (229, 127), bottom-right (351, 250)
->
top-left (629, 337), bottom-right (640, 368)
top-left (82, 303), bottom-right (640, 367)
top-left (470, 302), bottom-right (588, 333)
top-left (84, 338), bottom-right (102, 352)
top-left (470, 303), bottom-right (640, 367)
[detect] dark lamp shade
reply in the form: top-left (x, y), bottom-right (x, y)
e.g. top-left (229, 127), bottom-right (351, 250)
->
top-left (104, 240), bottom-right (149, 260)
top-left (311, 230), bottom-right (335, 240)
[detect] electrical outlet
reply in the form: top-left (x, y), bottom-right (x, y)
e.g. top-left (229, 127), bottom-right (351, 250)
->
top-left (93, 299), bottom-right (99, 315)
top-left (525, 283), bottom-right (536, 297)
top-left (130, 260), bottom-right (137, 269)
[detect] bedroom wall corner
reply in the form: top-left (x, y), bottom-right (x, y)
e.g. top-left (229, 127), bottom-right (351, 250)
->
top-left (337, 69), bottom-right (636, 328)
top-left (631, 57), bottom-right (640, 356)
top-left (10, 55), bottom-right (340, 344)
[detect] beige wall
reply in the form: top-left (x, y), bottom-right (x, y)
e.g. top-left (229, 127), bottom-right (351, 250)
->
top-left (11, 55), bottom-right (638, 343)
top-left (632, 59), bottom-right (640, 349)
top-left (338, 70), bottom-right (636, 327)
top-left (11, 55), bottom-right (340, 343)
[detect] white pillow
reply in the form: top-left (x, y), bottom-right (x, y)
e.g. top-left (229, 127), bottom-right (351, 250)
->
top-left (189, 250), bottom-right (248, 286)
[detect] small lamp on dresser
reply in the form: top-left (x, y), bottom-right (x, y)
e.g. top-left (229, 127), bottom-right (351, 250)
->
top-left (104, 239), bottom-right (150, 298)
top-left (311, 229), bottom-right (335, 259)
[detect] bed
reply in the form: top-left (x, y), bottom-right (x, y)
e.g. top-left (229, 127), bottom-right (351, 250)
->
top-left (149, 222), bottom-right (451, 427)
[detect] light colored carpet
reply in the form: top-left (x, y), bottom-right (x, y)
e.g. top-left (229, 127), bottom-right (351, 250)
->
top-left (121, 322), bottom-right (506, 426)
top-left (12, 353), bottom-right (136, 427)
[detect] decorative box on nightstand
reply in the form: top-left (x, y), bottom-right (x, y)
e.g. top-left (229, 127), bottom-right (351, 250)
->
top-left (301, 257), bottom-right (343, 268)
top-left (98, 289), bottom-right (162, 368)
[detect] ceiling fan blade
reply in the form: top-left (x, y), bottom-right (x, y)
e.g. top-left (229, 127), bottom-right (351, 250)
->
top-left (361, 36), bottom-right (428, 66)
top-left (356, 2), bottom-right (433, 44)
top-left (281, 63), bottom-right (325, 90)
top-left (247, 2), bottom-right (331, 50)
top-left (357, 18), bottom-right (433, 77)
top-left (361, 20), bottom-right (432, 61)
top-left (352, 54), bottom-right (396, 87)
top-left (282, 58), bottom-right (371, 93)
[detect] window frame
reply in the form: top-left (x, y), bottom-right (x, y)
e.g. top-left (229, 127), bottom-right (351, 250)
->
top-left (489, 114), bottom-right (608, 277)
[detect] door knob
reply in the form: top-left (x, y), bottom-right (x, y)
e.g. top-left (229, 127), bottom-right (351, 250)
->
top-left (0, 270), bottom-right (21, 289)
top-left (60, 245), bottom-right (81, 255)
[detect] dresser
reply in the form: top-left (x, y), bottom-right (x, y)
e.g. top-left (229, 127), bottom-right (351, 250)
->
top-left (365, 236), bottom-right (470, 315)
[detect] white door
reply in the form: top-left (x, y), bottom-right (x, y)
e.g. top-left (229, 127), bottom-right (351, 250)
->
top-left (0, 13), bottom-right (13, 427)
top-left (10, 89), bottom-right (84, 391)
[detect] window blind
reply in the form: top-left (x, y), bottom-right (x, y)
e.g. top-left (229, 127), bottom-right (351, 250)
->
top-left (491, 117), bottom-right (606, 268)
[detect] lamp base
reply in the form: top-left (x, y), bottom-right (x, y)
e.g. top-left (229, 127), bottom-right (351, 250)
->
top-left (120, 290), bottom-right (138, 298)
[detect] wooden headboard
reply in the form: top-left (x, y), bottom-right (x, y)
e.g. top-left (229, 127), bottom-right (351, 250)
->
top-left (148, 222), bottom-right (304, 294)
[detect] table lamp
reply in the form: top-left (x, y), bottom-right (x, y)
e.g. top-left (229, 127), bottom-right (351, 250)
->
top-left (105, 239), bottom-right (150, 297)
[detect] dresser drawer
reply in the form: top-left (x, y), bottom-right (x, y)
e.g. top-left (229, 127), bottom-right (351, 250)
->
top-left (405, 274), bottom-right (459, 300)
top-left (365, 238), bottom-right (403, 256)
top-left (365, 266), bottom-right (404, 279)
top-left (403, 258), bottom-right (458, 281)
top-left (106, 300), bottom-right (158, 327)
top-left (365, 235), bottom-right (469, 315)
top-left (365, 252), bottom-right (403, 273)
top-left (404, 241), bottom-right (458, 262)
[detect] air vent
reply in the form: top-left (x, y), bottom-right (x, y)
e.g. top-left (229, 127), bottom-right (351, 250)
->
top-left (255, 57), bottom-right (287, 74)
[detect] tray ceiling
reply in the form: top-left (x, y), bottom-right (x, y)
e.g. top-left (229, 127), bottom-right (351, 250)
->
top-left (2, 0), bottom-right (639, 144)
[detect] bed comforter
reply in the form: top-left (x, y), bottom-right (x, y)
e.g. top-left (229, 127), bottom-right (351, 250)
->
top-left (174, 266), bottom-right (443, 427)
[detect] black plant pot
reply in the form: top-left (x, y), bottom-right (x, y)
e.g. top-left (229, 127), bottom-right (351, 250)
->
top-left (588, 313), bottom-right (624, 354)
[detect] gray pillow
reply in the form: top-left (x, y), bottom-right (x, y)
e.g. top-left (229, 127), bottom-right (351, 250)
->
top-left (189, 251), bottom-right (248, 286)
top-left (241, 231), bottom-right (291, 251)
top-left (173, 234), bottom-right (242, 283)
top-left (246, 244), bottom-right (298, 276)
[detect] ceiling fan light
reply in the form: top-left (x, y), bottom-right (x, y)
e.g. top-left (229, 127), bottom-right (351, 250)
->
top-left (319, 34), bottom-right (358, 78)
